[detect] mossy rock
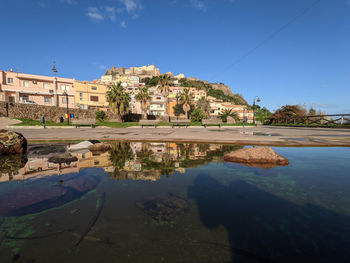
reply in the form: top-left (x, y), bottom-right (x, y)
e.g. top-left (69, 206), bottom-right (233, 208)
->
top-left (0, 130), bottom-right (27, 155)
top-left (0, 154), bottom-right (27, 173)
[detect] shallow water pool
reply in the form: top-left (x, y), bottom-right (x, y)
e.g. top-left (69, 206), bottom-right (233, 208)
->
top-left (0, 142), bottom-right (349, 263)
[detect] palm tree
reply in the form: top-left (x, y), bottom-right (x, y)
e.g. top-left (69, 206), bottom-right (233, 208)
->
top-left (135, 87), bottom-right (151, 120)
top-left (219, 109), bottom-right (239, 122)
top-left (158, 74), bottom-right (171, 117)
top-left (109, 142), bottom-right (133, 172)
top-left (179, 88), bottom-right (193, 119)
top-left (196, 97), bottom-right (210, 118)
top-left (106, 83), bottom-right (131, 119)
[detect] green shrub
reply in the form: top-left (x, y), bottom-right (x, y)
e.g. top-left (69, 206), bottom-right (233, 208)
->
top-left (95, 111), bottom-right (107, 122)
top-left (190, 108), bottom-right (205, 122)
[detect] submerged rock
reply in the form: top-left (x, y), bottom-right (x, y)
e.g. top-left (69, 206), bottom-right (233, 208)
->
top-left (224, 147), bottom-right (289, 167)
top-left (28, 144), bottom-right (66, 156)
top-left (0, 173), bottom-right (100, 217)
top-left (0, 129), bottom-right (27, 155)
top-left (136, 194), bottom-right (188, 222)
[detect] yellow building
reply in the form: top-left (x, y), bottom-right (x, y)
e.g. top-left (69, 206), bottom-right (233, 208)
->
top-left (75, 81), bottom-right (109, 110)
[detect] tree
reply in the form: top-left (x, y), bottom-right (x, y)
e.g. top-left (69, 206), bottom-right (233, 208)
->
top-left (95, 111), bottom-right (107, 122)
top-left (219, 109), bottom-right (239, 122)
top-left (196, 97), bottom-right (210, 118)
top-left (267, 105), bottom-right (307, 124)
top-left (173, 103), bottom-right (185, 117)
top-left (135, 87), bottom-right (151, 120)
top-left (106, 83), bottom-right (131, 119)
top-left (254, 106), bottom-right (272, 123)
top-left (191, 108), bottom-right (205, 122)
top-left (179, 88), bottom-right (193, 119)
top-left (157, 74), bottom-right (171, 117)
top-left (308, 108), bottom-right (316, 116)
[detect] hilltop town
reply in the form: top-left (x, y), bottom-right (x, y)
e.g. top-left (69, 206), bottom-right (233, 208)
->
top-left (0, 64), bottom-right (254, 122)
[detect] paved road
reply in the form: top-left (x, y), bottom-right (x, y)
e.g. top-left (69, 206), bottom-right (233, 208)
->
top-left (8, 126), bottom-right (350, 146)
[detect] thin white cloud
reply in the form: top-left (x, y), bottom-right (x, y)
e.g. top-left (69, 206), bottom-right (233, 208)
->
top-left (190, 0), bottom-right (207, 11)
top-left (105, 6), bottom-right (117, 21)
top-left (85, 1), bottom-right (142, 24)
top-left (348, 0), bottom-right (350, 5)
top-left (98, 65), bottom-right (107, 70)
top-left (86, 7), bottom-right (105, 21)
top-left (118, 0), bottom-right (140, 13)
top-left (86, 6), bottom-right (116, 22)
top-left (61, 0), bottom-right (77, 5)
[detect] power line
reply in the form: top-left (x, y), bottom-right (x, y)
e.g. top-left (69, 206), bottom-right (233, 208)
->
top-left (211, 0), bottom-right (321, 81)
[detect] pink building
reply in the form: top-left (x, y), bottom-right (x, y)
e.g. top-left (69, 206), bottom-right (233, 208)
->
top-left (0, 70), bottom-right (75, 108)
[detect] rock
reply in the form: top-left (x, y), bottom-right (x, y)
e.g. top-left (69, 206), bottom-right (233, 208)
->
top-left (68, 141), bottom-right (94, 151)
top-left (0, 129), bottom-right (27, 155)
top-left (0, 154), bottom-right (28, 174)
top-left (227, 116), bottom-right (236, 124)
top-left (28, 144), bottom-right (66, 156)
top-left (224, 147), bottom-right (289, 167)
top-left (136, 194), bottom-right (188, 222)
top-left (0, 173), bottom-right (100, 216)
top-left (48, 153), bottom-right (78, 164)
top-left (89, 143), bottom-right (111, 152)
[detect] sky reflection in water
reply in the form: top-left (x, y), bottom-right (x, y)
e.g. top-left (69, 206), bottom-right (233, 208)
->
top-left (0, 143), bottom-right (349, 263)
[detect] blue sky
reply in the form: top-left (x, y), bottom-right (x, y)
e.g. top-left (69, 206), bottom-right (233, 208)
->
top-left (1, 0), bottom-right (349, 113)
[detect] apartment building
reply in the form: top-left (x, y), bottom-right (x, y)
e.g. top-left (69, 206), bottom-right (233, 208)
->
top-left (0, 70), bottom-right (75, 108)
top-left (189, 88), bottom-right (206, 101)
top-left (149, 95), bottom-right (166, 116)
top-left (222, 102), bottom-right (254, 122)
top-left (75, 81), bottom-right (109, 110)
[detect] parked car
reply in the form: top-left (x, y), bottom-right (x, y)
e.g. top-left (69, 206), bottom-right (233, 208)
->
top-left (23, 100), bottom-right (37, 105)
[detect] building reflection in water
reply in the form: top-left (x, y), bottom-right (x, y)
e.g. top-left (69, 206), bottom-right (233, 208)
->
top-left (0, 142), bottom-right (241, 183)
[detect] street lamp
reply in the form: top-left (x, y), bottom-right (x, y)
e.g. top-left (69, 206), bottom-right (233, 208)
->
top-left (63, 90), bottom-right (69, 125)
top-left (252, 96), bottom-right (261, 125)
top-left (52, 62), bottom-right (58, 107)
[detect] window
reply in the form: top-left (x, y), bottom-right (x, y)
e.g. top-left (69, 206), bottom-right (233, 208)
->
top-left (44, 97), bottom-right (52, 103)
top-left (43, 83), bottom-right (51, 89)
top-left (91, 86), bottom-right (97, 90)
top-left (22, 95), bottom-right (29, 102)
top-left (23, 81), bottom-right (30, 87)
top-left (61, 85), bottom-right (70, 91)
top-left (62, 97), bottom-right (68, 104)
top-left (79, 92), bottom-right (83, 101)
top-left (90, 96), bottom-right (99, 102)
top-left (7, 78), bottom-right (14, 84)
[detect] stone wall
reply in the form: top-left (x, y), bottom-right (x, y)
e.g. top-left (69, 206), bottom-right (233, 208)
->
top-left (0, 102), bottom-right (119, 122)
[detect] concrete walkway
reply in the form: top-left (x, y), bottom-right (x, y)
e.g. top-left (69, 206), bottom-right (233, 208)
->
top-left (0, 117), bottom-right (21, 129)
top-left (7, 125), bottom-right (350, 146)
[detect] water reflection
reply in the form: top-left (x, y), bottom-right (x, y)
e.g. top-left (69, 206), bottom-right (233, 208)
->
top-left (0, 143), bottom-right (349, 263)
top-left (0, 142), bottom-right (241, 183)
